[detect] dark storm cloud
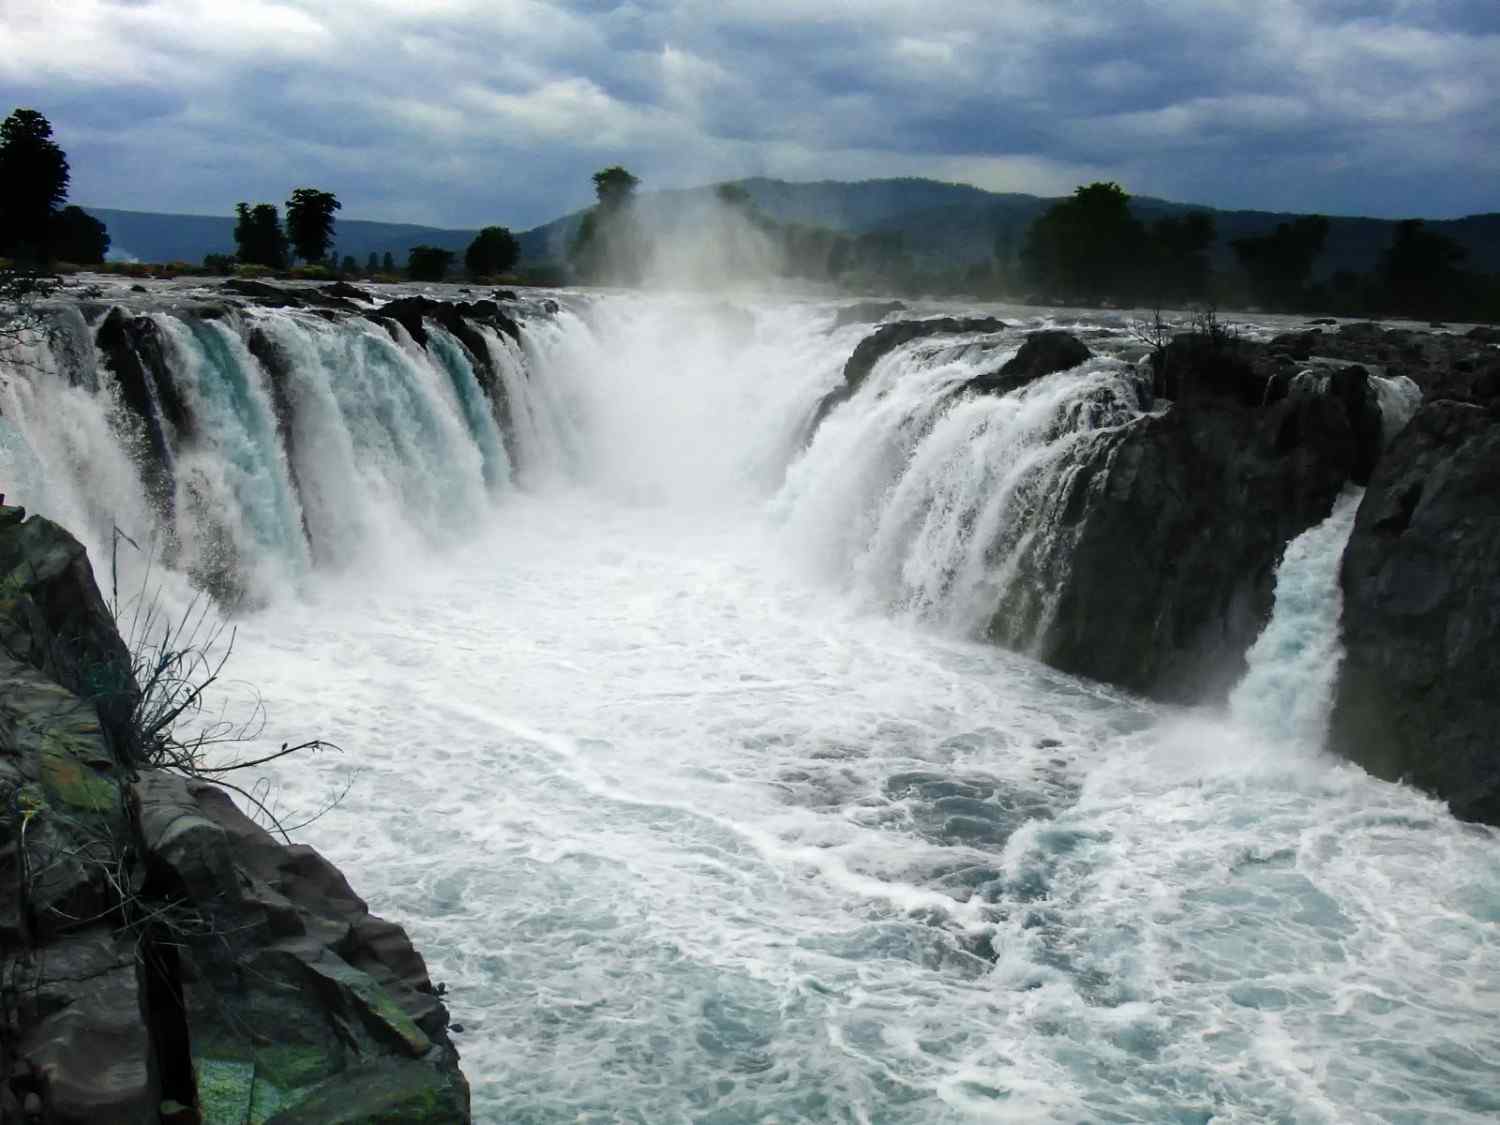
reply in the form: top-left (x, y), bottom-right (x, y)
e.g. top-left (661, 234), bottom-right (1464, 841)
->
top-left (0, 0), bottom-right (1494, 227)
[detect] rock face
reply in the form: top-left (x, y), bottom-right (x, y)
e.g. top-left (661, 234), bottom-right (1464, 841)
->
top-left (995, 334), bottom-right (1388, 701)
top-left (1329, 401), bottom-right (1500, 823)
top-left (965, 330), bottom-right (1091, 397)
top-left (0, 506), bottom-right (471, 1122)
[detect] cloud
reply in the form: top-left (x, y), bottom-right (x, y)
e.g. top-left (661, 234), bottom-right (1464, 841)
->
top-left (0, 0), bottom-right (1494, 227)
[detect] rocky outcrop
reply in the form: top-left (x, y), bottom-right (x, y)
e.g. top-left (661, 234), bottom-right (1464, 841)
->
top-left (807, 316), bottom-right (1006, 435)
top-left (95, 309), bottom-right (192, 515)
top-left (0, 506), bottom-right (137, 758)
top-left (1329, 401), bottom-right (1500, 823)
top-left (965, 330), bottom-right (1091, 397)
top-left (996, 334), bottom-right (1389, 702)
top-left (0, 506), bottom-right (470, 1122)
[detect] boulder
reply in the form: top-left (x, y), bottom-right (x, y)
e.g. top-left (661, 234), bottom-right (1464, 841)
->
top-left (1329, 400), bottom-right (1500, 823)
top-left (129, 774), bottom-right (470, 1120)
top-left (965, 330), bottom-right (1091, 396)
top-left (0, 508), bottom-right (137, 758)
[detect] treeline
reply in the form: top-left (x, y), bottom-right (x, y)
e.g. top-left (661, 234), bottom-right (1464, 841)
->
top-left (1001, 182), bottom-right (1497, 321)
top-left (566, 166), bottom-right (1495, 322)
top-left (218, 194), bottom-right (524, 283)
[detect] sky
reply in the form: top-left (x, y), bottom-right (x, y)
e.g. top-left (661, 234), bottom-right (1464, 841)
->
top-left (2, 0), bottom-right (1497, 231)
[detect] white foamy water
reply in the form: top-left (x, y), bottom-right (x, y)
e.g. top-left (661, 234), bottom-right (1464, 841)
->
top-left (4, 288), bottom-right (1498, 1122)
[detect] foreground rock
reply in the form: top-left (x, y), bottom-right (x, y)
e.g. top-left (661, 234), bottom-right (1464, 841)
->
top-left (0, 508), bottom-right (470, 1121)
top-left (1329, 401), bottom-right (1500, 823)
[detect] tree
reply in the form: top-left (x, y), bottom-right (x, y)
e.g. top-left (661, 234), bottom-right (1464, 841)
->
top-left (1147, 211), bottom-right (1216, 304)
top-left (1231, 216), bottom-right (1329, 310)
top-left (233, 203), bottom-right (288, 269)
top-left (592, 166), bottom-right (640, 212)
top-left (1380, 220), bottom-right (1468, 318)
top-left (0, 109), bottom-right (71, 261)
top-left (203, 252), bottom-right (237, 274)
top-left (1021, 182), bottom-right (1146, 302)
top-left (340, 254), bottom-right (358, 276)
top-left (407, 245), bottom-right (453, 281)
top-left (464, 226), bottom-right (520, 278)
top-left (50, 205), bottom-right (109, 264)
top-left (284, 188), bottom-right (340, 265)
top-left (382, 251), bottom-right (395, 273)
top-left (569, 166), bottom-right (644, 283)
top-left (366, 251), bottom-right (379, 274)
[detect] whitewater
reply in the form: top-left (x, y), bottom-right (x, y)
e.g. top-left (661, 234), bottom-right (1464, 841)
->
top-left (2, 286), bottom-right (1496, 1122)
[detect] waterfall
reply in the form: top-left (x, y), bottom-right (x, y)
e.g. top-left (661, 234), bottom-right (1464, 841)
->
top-left (1228, 487), bottom-right (1364, 745)
top-left (0, 300), bottom-right (525, 601)
top-left (774, 326), bottom-right (1147, 638)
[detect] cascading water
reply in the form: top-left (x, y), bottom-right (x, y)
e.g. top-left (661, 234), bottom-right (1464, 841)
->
top-left (1, 286), bottom-right (1496, 1123)
top-left (1228, 488), bottom-right (1364, 746)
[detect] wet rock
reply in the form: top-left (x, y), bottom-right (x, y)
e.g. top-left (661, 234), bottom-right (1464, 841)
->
top-left (1467, 325), bottom-right (1500, 344)
top-left (1330, 401), bottom-right (1500, 824)
top-left (1000, 350), bottom-right (1378, 701)
top-left (219, 279), bottom-right (303, 308)
top-left (95, 308), bottom-right (193, 510)
top-left (321, 281), bottom-right (371, 303)
top-left (965, 330), bottom-right (1091, 396)
top-left (807, 316), bottom-right (1006, 435)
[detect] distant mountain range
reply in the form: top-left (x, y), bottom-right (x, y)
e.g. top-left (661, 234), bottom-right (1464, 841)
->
top-left (85, 178), bottom-right (1500, 279)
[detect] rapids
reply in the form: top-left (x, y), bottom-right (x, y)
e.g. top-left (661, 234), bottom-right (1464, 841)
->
top-left (2, 285), bottom-right (1496, 1122)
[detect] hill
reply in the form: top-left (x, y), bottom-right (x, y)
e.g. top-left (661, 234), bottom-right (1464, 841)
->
top-left (83, 207), bottom-right (476, 266)
top-left (86, 182), bottom-right (1500, 281)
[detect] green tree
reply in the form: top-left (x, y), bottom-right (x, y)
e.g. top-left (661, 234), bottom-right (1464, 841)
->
top-left (233, 202), bottom-right (288, 269)
top-left (407, 245), bottom-right (453, 281)
top-left (0, 109), bottom-right (71, 261)
top-left (284, 188), bottom-right (340, 265)
top-left (464, 226), bottom-right (520, 278)
top-left (340, 254), bottom-right (358, 276)
top-left (50, 205), bottom-right (109, 264)
top-left (366, 251), bottom-right (379, 274)
top-left (382, 251), bottom-right (395, 273)
top-left (1021, 182), bottom-right (1146, 302)
top-left (203, 252), bottom-right (237, 274)
top-left (1231, 216), bottom-right (1329, 310)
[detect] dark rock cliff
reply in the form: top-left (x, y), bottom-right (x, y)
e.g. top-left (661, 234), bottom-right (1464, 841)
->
top-left (994, 334), bottom-right (1391, 702)
top-left (0, 507), bottom-right (470, 1122)
top-left (1329, 399), bottom-right (1500, 823)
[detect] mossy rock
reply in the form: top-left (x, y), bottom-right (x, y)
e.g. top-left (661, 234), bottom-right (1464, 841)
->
top-left (195, 1056), bottom-right (255, 1125)
top-left (264, 1058), bottom-right (467, 1124)
top-left (39, 745), bottom-right (119, 812)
